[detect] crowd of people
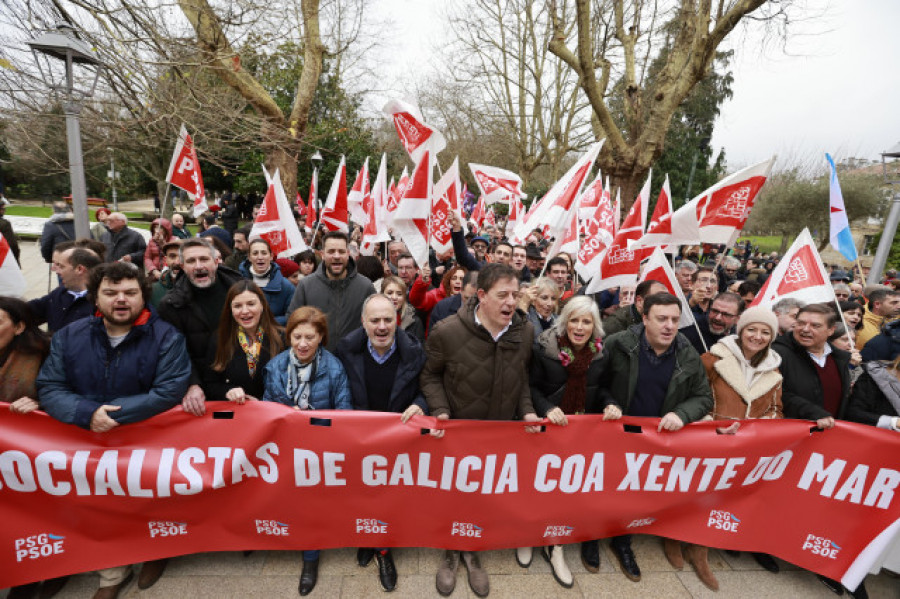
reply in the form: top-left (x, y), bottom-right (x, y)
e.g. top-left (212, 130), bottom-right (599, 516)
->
top-left (1, 201), bottom-right (897, 599)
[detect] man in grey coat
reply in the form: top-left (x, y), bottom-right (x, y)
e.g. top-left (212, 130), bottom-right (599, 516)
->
top-left (287, 231), bottom-right (375, 351)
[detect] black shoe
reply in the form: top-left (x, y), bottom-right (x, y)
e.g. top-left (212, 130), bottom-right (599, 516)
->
top-left (817, 575), bottom-right (845, 595)
top-left (375, 550), bottom-right (398, 592)
top-left (848, 580), bottom-right (868, 599)
top-left (580, 540), bottom-right (600, 573)
top-left (38, 576), bottom-right (69, 599)
top-left (357, 547), bottom-right (375, 567)
top-left (7, 582), bottom-right (40, 599)
top-left (299, 559), bottom-right (319, 596)
top-left (612, 544), bottom-right (641, 582)
top-left (751, 552), bottom-right (779, 573)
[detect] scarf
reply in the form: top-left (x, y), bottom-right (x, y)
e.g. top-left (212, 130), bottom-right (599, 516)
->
top-left (237, 326), bottom-right (265, 377)
top-left (558, 335), bottom-right (596, 415)
top-left (286, 348), bottom-right (318, 409)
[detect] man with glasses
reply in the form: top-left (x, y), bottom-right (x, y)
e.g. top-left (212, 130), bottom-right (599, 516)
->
top-left (681, 292), bottom-right (742, 355)
top-left (688, 267), bottom-right (718, 317)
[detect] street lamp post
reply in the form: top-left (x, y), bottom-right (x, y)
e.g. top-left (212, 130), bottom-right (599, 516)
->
top-left (108, 147), bottom-right (118, 211)
top-left (867, 142), bottom-right (900, 285)
top-left (28, 25), bottom-right (102, 240)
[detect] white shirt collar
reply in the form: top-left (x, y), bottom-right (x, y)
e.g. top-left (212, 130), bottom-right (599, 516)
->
top-left (474, 305), bottom-right (511, 342)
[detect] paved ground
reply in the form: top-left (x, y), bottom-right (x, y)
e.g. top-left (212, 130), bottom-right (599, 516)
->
top-left (4, 219), bottom-right (899, 598)
top-left (3, 541), bottom-right (898, 598)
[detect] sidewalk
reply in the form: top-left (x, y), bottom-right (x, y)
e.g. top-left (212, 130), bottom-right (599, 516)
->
top-left (4, 541), bottom-right (897, 598)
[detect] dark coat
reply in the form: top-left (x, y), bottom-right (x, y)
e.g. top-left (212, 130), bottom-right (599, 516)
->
top-left (36, 308), bottom-right (190, 429)
top-left (451, 228), bottom-right (485, 271)
top-left (39, 214), bottom-right (75, 263)
top-left (201, 336), bottom-right (274, 401)
top-left (846, 361), bottom-right (900, 426)
top-left (286, 259), bottom-right (375, 352)
top-left (421, 297), bottom-right (535, 420)
top-left (429, 294), bottom-right (463, 330)
top-left (157, 266), bottom-right (244, 385)
top-left (596, 324), bottom-right (713, 424)
top-left (602, 304), bottom-right (640, 337)
top-left (239, 260), bottom-right (296, 325)
top-left (530, 328), bottom-right (604, 417)
top-left (335, 327), bottom-right (428, 413)
top-left (772, 333), bottom-right (851, 420)
top-left (27, 286), bottom-right (93, 334)
top-left (0, 216), bottom-right (20, 265)
top-left (101, 226), bottom-right (147, 263)
top-left (860, 320), bottom-right (900, 362)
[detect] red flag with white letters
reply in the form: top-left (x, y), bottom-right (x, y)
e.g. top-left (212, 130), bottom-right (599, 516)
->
top-left (165, 124), bottom-right (207, 217)
top-left (383, 99), bottom-right (446, 163)
top-left (393, 151), bottom-right (433, 268)
top-left (469, 164), bottom-right (527, 205)
top-left (639, 248), bottom-right (696, 328)
top-left (431, 158), bottom-right (462, 254)
top-left (575, 187), bottom-right (616, 284)
top-left (347, 158), bottom-right (370, 225)
top-left (251, 168), bottom-right (308, 258)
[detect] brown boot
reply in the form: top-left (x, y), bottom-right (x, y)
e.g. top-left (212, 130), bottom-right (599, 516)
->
top-left (663, 538), bottom-right (684, 570)
top-left (436, 550), bottom-right (460, 596)
top-left (686, 545), bottom-right (719, 591)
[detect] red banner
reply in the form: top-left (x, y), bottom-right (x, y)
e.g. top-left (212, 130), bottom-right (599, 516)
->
top-left (2, 403), bottom-right (898, 589)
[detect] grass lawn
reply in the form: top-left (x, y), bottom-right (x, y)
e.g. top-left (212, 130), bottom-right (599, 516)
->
top-left (736, 235), bottom-right (783, 255)
top-left (6, 206), bottom-right (143, 220)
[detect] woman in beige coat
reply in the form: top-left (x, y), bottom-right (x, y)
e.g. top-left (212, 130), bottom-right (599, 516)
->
top-left (666, 306), bottom-right (784, 591)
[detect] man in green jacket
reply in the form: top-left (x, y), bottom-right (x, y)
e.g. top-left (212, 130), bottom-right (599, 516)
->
top-left (595, 292), bottom-right (713, 582)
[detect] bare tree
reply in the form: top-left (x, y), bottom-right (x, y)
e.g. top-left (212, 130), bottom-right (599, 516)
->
top-left (445, 0), bottom-right (595, 188)
top-left (548, 0), bottom-right (786, 205)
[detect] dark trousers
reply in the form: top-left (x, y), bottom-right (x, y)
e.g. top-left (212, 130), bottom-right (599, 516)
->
top-left (611, 534), bottom-right (632, 551)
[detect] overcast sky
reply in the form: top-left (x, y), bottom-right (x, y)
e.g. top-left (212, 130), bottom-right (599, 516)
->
top-left (369, 0), bottom-right (900, 172)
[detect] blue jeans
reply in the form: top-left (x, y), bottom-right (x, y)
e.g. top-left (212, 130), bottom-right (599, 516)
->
top-left (303, 550), bottom-right (319, 562)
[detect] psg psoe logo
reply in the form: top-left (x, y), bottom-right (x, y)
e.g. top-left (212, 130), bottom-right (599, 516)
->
top-left (707, 510), bottom-right (741, 533)
top-left (626, 517), bottom-right (656, 529)
top-left (256, 520), bottom-right (290, 536)
top-left (148, 521), bottom-right (188, 538)
top-left (451, 522), bottom-right (482, 538)
top-left (802, 534), bottom-right (841, 559)
top-left (543, 525), bottom-right (574, 539)
top-left (15, 533), bottom-right (65, 562)
top-left (356, 519), bottom-right (389, 534)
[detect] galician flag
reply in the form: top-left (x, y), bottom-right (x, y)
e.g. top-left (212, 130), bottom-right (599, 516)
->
top-left (827, 153), bottom-right (858, 262)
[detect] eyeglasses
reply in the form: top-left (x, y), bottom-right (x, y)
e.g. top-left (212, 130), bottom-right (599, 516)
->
top-left (709, 308), bottom-right (738, 319)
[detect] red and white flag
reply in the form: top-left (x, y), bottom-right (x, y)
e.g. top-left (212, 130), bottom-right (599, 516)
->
top-left (506, 195), bottom-right (525, 239)
top-left (512, 140), bottom-right (604, 243)
top-left (575, 186), bottom-right (616, 283)
top-left (347, 158), bottom-right (370, 225)
top-left (584, 170), bottom-right (651, 294)
top-left (546, 210), bottom-right (579, 257)
top-left (319, 156), bottom-right (349, 233)
top-left (470, 195), bottom-right (487, 228)
top-left (484, 208), bottom-right (496, 228)
top-left (251, 168), bottom-right (308, 258)
top-left (668, 157), bottom-right (775, 246)
top-left (305, 169), bottom-right (318, 230)
top-left (392, 151), bottom-right (433, 268)
top-left (633, 174), bottom-right (673, 249)
top-left (0, 232), bottom-right (25, 297)
top-left (382, 99), bottom-right (446, 164)
top-left (430, 157), bottom-right (462, 255)
top-left (385, 168), bottom-right (409, 226)
top-left (612, 188), bottom-right (621, 235)
top-left (469, 164), bottom-right (527, 205)
top-left (578, 173), bottom-right (604, 236)
top-left (361, 155), bottom-right (391, 254)
top-left (750, 228), bottom-right (833, 310)
top-left (296, 191), bottom-right (307, 217)
top-left (165, 124), bottom-right (207, 217)
top-left (639, 247), bottom-right (696, 328)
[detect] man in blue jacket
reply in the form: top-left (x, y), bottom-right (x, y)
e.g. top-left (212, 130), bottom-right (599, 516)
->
top-left (36, 262), bottom-right (191, 599)
top-left (335, 294), bottom-right (428, 592)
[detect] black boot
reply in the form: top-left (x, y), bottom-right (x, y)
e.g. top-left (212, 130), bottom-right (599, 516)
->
top-left (298, 559), bottom-right (319, 596)
top-left (580, 540), bottom-right (600, 573)
top-left (357, 547), bottom-right (375, 567)
top-left (376, 550), bottom-right (397, 592)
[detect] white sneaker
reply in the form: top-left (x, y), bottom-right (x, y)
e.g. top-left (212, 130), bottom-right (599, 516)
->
top-left (545, 545), bottom-right (574, 588)
top-left (515, 546), bottom-right (533, 568)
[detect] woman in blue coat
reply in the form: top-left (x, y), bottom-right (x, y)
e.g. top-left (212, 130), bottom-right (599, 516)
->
top-left (262, 305), bottom-right (351, 596)
top-left (239, 238), bottom-right (295, 324)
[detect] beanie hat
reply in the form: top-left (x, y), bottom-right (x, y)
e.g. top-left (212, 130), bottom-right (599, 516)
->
top-left (737, 306), bottom-right (778, 337)
top-left (275, 258), bottom-right (300, 277)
